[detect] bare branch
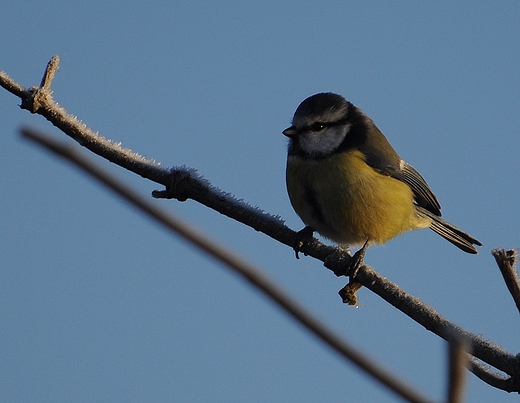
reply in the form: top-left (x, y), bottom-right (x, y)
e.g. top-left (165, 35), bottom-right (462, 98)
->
top-left (446, 334), bottom-right (470, 403)
top-left (20, 126), bottom-right (437, 403)
top-left (0, 56), bottom-right (310, 256)
top-left (0, 70), bottom-right (28, 98)
top-left (1, 56), bottom-right (169, 179)
top-left (39, 55), bottom-right (60, 90)
top-left (2, 58), bottom-right (519, 393)
top-left (469, 357), bottom-right (520, 393)
top-left (492, 248), bottom-right (520, 314)
top-left (329, 261), bottom-right (518, 382)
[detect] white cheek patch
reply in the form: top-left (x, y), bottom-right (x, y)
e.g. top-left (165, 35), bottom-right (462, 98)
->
top-left (299, 124), bottom-right (351, 156)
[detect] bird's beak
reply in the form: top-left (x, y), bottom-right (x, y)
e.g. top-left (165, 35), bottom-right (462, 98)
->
top-left (283, 126), bottom-right (298, 138)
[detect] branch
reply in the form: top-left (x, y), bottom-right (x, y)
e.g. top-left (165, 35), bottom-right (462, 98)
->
top-left (348, 264), bottom-right (518, 379)
top-left (20, 126), bottom-right (436, 403)
top-left (492, 248), bottom-right (520, 314)
top-left (446, 334), bottom-right (470, 403)
top-left (0, 70), bottom-right (26, 98)
top-left (2, 57), bottom-right (519, 392)
top-left (1, 58), bottom-right (332, 260)
top-left (469, 357), bottom-right (520, 393)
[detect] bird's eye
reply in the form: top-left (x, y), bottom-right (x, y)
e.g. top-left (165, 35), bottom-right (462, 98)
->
top-left (309, 122), bottom-right (326, 132)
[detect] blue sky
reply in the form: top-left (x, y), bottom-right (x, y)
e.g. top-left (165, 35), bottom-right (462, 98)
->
top-left (1, 2), bottom-right (520, 402)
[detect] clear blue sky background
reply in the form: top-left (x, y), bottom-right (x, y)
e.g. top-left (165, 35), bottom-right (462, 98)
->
top-left (2, 2), bottom-right (519, 402)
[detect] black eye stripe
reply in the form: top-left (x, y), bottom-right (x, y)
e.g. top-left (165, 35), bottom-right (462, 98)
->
top-left (309, 122), bottom-right (325, 132)
top-left (305, 117), bottom-right (350, 132)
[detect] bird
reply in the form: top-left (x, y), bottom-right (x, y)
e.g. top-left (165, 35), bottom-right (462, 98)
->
top-left (283, 92), bottom-right (481, 266)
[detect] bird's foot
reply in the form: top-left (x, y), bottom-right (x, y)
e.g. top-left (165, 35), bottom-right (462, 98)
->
top-left (292, 226), bottom-right (314, 259)
top-left (348, 241), bottom-right (368, 279)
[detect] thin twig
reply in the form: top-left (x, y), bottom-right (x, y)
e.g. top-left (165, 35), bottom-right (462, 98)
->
top-left (40, 55), bottom-right (60, 90)
top-left (0, 70), bottom-right (28, 98)
top-left (446, 334), bottom-right (470, 403)
top-left (20, 126), bottom-right (436, 403)
top-left (468, 357), bottom-right (519, 393)
top-left (492, 248), bottom-right (520, 315)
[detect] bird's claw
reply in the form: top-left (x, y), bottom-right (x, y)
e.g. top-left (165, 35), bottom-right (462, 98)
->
top-left (348, 242), bottom-right (368, 279)
top-left (292, 226), bottom-right (314, 259)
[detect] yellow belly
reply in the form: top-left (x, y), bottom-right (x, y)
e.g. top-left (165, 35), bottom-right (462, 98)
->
top-left (286, 150), bottom-right (430, 246)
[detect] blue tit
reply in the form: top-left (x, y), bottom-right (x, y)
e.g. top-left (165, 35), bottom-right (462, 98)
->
top-left (283, 92), bottom-right (481, 260)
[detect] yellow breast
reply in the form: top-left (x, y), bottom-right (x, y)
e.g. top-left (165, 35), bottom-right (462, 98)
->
top-left (286, 150), bottom-right (430, 246)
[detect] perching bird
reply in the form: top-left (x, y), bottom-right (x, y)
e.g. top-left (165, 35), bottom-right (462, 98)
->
top-left (283, 92), bottom-right (481, 263)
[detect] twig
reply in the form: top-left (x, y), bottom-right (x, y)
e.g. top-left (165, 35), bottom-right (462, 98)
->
top-left (446, 334), bottom-right (470, 403)
top-left (20, 126), bottom-right (436, 403)
top-left (39, 55), bottom-right (60, 90)
top-left (492, 248), bottom-right (520, 314)
top-left (0, 70), bottom-right (26, 98)
top-left (468, 357), bottom-right (520, 393)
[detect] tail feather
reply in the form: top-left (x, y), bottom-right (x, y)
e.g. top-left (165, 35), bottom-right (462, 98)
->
top-left (416, 207), bottom-right (482, 254)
